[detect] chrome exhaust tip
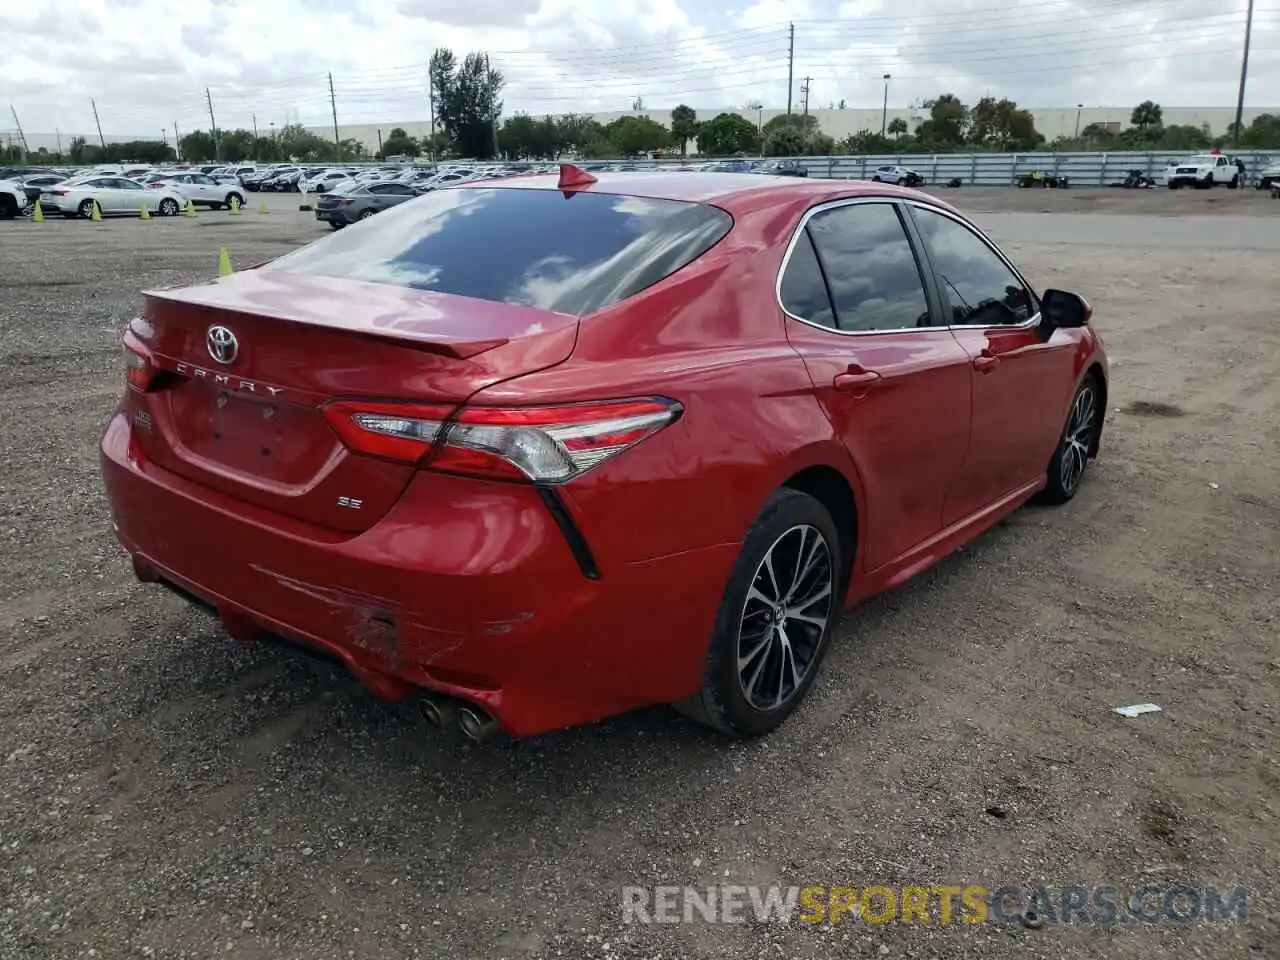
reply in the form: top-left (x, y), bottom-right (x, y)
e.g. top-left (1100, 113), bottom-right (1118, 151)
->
top-left (418, 694), bottom-right (454, 728)
top-left (456, 704), bottom-right (499, 742)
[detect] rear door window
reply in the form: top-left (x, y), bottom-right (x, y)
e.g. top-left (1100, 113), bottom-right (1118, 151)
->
top-left (264, 187), bottom-right (733, 316)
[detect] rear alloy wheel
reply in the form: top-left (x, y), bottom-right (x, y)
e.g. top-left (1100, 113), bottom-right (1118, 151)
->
top-left (78, 199), bottom-right (97, 218)
top-left (358, 208), bottom-right (376, 220)
top-left (158, 198), bottom-right (179, 217)
top-left (1040, 376), bottom-right (1100, 504)
top-left (226, 192), bottom-right (244, 209)
top-left (676, 489), bottom-right (841, 737)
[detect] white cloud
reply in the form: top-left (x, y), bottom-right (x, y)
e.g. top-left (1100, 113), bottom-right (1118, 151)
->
top-left (2, 0), bottom-right (1276, 147)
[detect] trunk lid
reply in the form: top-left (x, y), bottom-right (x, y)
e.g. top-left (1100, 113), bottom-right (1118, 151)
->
top-left (128, 271), bottom-right (579, 533)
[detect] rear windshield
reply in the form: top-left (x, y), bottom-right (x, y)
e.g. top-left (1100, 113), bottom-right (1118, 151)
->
top-left (262, 186), bottom-right (733, 316)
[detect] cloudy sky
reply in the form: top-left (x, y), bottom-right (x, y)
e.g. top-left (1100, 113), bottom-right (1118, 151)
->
top-left (2, 0), bottom-right (1277, 143)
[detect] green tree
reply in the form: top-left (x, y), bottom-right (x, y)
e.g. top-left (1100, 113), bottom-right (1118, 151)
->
top-left (887, 117), bottom-right (908, 138)
top-left (1130, 100), bottom-right (1163, 131)
top-left (762, 113), bottom-right (819, 137)
top-left (554, 114), bottom-right (608, 156)
top-left (430, 47), bottom-right (503, 159)
top-left (275, 123), bottom-right (334, 162)
top-left (837, 130), bottom-right (897, 154)
top-left (179, 130), bottom-right (218, 162)
top-left (696, 112), bottom-right (760, 156)
top-left (914, 94), bottom-right (968, 149)
top-left (499, 113), bottom-right (561, 159)
top-left (380, 127), bottom-right (420, 158)
top-left (670, 104), bottom-right (699, 157)
top-left (967, 97), bottom-right (1042, 151)
top-left (1239, 113), bottom-right (1280, 148)
top-left (603, 115), bottom-right (669, 156)
top-left (763, 125), bottom-right (807, 156)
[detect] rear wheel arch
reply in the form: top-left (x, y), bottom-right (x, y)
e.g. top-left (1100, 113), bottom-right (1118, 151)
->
top-left (1083, 362), bottom-right (1107, 456)
top-left (780, 463), bottom-right (859, 602)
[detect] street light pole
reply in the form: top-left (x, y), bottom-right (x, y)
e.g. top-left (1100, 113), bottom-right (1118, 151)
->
top-left (881, 74), bottom-right (891, 136)
top-left (1074, 104), bottom-right (1083, 138)
top-left (1232, 0), bottom-right (1255, 147)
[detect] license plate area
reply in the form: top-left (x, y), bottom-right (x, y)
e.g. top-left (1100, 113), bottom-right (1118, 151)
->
top-left (163, 383), bottom-right (339, 485)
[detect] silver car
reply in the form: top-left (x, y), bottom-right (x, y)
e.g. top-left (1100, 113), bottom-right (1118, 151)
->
top-left (313, 180), bottom-right (420, 228)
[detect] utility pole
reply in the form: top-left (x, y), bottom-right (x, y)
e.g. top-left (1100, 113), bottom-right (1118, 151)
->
top-left (328, 72), bottom-right (341, 161)
top-left (881, 74), bottom-right (891, 137)
top-left (55, 128), bottom-right (63, 159)
top-left (173, 122), bottom-right (181, 160)
top-left (1233, 0), bottom-right (1254, 148)
top-left (485, 54), bottom-right (499, 159)
top-left (90, 98), bottom-right (106, 148)
top-left (427, 73), bottom-right (436, 164)
top-left (251, 113), bottom-right (259, 160)
top-left (9, 106), bottom-right (28, 161)
top-left (800, 77), bottom-right (811, 121)
top-left (205, 88), bottom-right (219, 161)
top-left (785, 22), bottom-right (795, 121)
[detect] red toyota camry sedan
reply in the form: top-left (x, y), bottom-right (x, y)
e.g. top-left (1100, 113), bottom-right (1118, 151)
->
top-left (100, 166), bottom-right (1108, 741)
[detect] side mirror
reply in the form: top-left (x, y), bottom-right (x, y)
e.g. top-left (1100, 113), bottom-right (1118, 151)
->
top-left (1038, 289), bottom-right (1092, 336)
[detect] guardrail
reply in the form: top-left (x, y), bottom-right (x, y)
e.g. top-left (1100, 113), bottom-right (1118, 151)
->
top-left (775, 151), bottom-right (1280, 186)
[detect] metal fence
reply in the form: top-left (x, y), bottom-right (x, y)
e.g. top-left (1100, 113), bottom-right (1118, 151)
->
top-left (757, 151), bottom-right (1280, 186)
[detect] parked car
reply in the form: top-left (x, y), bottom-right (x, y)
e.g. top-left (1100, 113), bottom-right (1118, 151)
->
top-left (1163, 154), bottom-right (1239, 189)
top-left (314, 181), bottom-right (420, 228)
top-left (100, 168), bottom-right (1107, 741)
top-left (17, 173), bottom-right (67, 205)
top-left (41, 176), bottom-right (185, 218)
top-left (871, 164), bottom-right (925, 187)
top-left (147, 172), bottom-right (246, 210)
top-left (0, 179), bottom-right (29, 218)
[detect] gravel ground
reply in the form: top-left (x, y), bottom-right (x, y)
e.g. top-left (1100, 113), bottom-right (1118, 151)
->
top-left (1, 187), bottom-right (1277, 960)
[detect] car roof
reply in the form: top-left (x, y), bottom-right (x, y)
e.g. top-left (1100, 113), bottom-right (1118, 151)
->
top-left (474, 170), bottom-right (962, 217)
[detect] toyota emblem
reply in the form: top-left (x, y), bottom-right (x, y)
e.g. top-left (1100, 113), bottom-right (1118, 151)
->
top-left (206, 325), bottom-right (238, 364)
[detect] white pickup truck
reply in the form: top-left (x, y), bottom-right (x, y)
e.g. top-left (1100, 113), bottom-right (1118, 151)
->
top-left (1163, 154), bottom-right (1241, 189)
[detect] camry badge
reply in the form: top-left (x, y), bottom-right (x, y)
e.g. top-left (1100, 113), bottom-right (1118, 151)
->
top-left (206, 325), bottom-right (238, 364)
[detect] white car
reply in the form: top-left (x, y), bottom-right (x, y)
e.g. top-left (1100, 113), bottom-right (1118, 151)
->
top-left (870, 164), bottom-right (925, 187)
top-left (0, 179), bottom-right (29, 218)
top-left (300, 169), bottom-right (353, 194)
top-left (1163, 154), bottom-right (1241, 189)
top-left (40, 176), bottom-right (185, 218)
top-left (147, 172), bottom-right (246, 209)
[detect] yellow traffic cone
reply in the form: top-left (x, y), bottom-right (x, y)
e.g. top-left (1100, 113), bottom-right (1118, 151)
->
top-left (139, 203), bottom-right (151, 220)
top-left (32, 201), bottom-right (43, 223)
top-left (184, 199), bottom-right (196, 217)
top-left (90, 200), bottom-right (102, 222)
top-left (217, 247), bottom-right (234, 277)
top-left (258, 199), bottom-right (268, 215)
top-left (229, 196), bottom-right (242, 215)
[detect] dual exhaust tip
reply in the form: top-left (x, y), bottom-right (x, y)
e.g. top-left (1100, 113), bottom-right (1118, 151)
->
top-left (419, 694), bottom-right (500, 742)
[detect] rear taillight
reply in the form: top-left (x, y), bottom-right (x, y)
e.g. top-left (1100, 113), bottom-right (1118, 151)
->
top-left (49, 189), bottom-right (67, 196)
top-left (321, 400), bottom-right (454, 464)
top-left (322, 398), bottom-right (682, 482)
top-left (123, 342), bottom-right (158, 392)
top-left (337, 198), bottom-right (354, 205)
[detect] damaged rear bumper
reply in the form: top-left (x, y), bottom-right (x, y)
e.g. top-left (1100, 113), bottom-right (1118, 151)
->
top-left (99, 411), bottom-right (734, 736)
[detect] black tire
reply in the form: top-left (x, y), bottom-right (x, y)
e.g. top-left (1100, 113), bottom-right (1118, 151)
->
top-left (328, 221), bottom-right (344, 230)
top-left (676, 489), bottom-right (843, 737)
top-left (358, 207), bottom-right (376, 220)
top-left (158, 198), bottom-right (179, 217)
top-left (226, 192), bottom-right (243, 209)
top-left (78, 199), bottom-right (97, 218)
top-left (1228, 174), bottom-right (1239, 189)
top-left (1039, 374), bottom-right (1102, 505)
top-left (871, 175), bottom-right (882, 182)
top-left (0, 194), bottom-right (16, 219)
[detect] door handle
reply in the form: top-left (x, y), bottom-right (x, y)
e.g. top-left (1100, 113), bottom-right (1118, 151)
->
top-left (972, 351), bottom-right (1000, 373)
top-left (833, 368), bottom-right (882, 393)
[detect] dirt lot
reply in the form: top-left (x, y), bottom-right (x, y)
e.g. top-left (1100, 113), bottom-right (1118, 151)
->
top-left (0, 188), bottom-right (1277, 960)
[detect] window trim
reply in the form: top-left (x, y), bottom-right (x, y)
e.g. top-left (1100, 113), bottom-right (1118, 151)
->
top-left (774, 195), bottom-right (1041, 337)
top-left (902, 200), bottom-right (1041, 331)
